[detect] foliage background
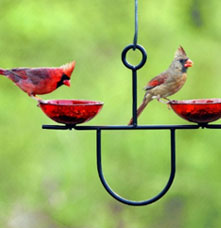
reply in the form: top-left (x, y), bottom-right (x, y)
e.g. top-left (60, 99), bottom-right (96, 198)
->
top-left (0, 0), bottom-right (220, 227)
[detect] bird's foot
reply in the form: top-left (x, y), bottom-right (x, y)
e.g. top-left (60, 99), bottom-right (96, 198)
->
top-left (167, 103), bottom-right (171, 110)
top-left (156, 98), bottom-right (168, 104)
top-left (163, 98), bottom-right (172, 109)
top-left (152, 95), bottom-right (167, 103)
top-left (163, 98), bottom-right (171, 102)
top-left (154, 96), bottom-right (171, 109)
top-left (30, 95), bottom-right (43, 102)
top-left (152, 95), bottom-right (161, 101)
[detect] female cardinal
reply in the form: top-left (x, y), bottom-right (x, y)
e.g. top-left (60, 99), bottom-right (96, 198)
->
top-left (128, 46), bottom-right (193, 125)
top-left (0, 61), bottom-right (75, 99)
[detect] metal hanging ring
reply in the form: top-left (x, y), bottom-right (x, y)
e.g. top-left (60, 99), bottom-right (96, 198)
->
top-left (121, 44), bottom-right (147, 70)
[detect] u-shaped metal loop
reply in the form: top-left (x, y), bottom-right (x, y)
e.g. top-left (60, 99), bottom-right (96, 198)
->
top-left (96, 129), bottom-right (176, 206)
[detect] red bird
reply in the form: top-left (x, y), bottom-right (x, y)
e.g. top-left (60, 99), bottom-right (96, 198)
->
top-left (129, 46), bottom-right (193, 125)
top-left (0, 61), bottom-right (75, 99)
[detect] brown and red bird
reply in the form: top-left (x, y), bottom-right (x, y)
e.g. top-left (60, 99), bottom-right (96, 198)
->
top-left (129, 46), bottom-right (193, 125)
top-left (0, 61), bottom-right (75, 99)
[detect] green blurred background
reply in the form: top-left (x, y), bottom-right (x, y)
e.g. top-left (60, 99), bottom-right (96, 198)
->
top-left (0, 0), bottom-right (221, 227)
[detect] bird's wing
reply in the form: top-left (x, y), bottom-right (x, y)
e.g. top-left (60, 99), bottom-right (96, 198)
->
top-left (4, 68), bottom-right (29, 83)
top-left (9, 68), bottom-right (28, 80)
top-left (144, 72), bottom-right (169, 90)
top-left (27, 69), bottom-right (49, 85)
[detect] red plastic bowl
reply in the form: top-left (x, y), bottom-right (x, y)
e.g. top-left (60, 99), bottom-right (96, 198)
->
top-left (169, 99), bottom-right (221, 124)
top-left (39, 100), bottom-right (103, 125)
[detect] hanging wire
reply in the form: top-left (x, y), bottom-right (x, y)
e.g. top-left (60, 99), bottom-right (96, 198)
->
top-left (133, 0), bottom-right (138, 50)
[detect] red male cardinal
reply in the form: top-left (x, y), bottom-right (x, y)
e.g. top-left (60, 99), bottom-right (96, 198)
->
top-left (128, 46), bottom-right (193, 125)
top-left (0, 61), bottom-right (75, 99)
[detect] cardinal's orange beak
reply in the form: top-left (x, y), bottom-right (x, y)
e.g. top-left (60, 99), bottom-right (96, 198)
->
top-left (63, 79), bottom-right (71, 87)
top-left (184, 59), bottom-right (193, 68)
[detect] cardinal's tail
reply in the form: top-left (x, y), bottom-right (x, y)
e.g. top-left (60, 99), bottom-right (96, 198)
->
top-left (128, 94), bottom-right (152, 125)
top-left (0, 69), bottom-right (6, 75)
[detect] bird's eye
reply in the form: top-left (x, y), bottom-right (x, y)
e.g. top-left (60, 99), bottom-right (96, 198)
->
top-left (179, 59), bottom-right (188, 64)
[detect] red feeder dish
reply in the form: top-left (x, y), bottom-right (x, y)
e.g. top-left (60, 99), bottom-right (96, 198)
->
top-left (39, 100), bottom-right (103, 125)
top-left (169, 99), bottom-right (221, 124)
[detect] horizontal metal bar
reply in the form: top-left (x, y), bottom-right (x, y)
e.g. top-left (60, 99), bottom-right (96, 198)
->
top-left (203, 124), bottom-right (221, 129)
top-left (42, 125), bottom-right (73, 130)
top-left (42, 124), bottom-right (221, 131)
top-left (74, 125), bottom-right (201, 130)
top-left (42, 124), bottom-right (202, 130)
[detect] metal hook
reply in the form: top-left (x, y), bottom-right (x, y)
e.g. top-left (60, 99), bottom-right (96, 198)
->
top-left (96, 128), bottom-right (176, 206)
top-left (121, 44), bottom-right (147, 70)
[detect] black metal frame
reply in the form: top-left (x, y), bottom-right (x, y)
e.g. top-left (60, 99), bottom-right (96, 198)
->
top-left (42, 43), bottom-right (221, 206)
top-left (41, 0), bottom-right (221, 207)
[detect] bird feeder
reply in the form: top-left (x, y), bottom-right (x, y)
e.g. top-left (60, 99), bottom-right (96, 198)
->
top-left (40, 0), bottom-right (221, 206)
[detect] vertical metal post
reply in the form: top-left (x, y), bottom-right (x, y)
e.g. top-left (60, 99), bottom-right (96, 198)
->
top-left (170, 129), bottom-right (176, 180)
top-left (132, 69), bottom-right (137, 126)
top-left (96, 128), bottom-right (102, 176)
